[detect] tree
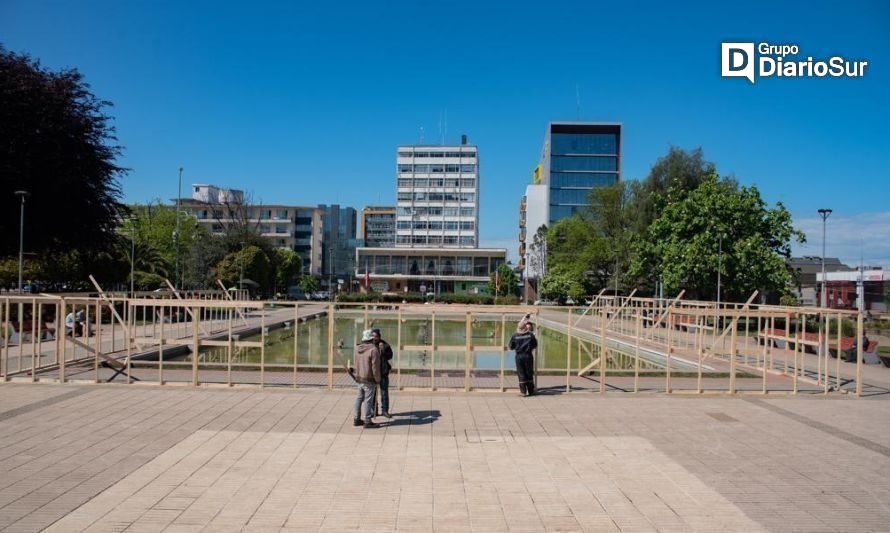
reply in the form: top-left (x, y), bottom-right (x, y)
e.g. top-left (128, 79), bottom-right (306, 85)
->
top-left (489, 263), bottom-right (518, 297)
top-left (273, 248), bottom-right (302, 292)
top-left (0, 47), bottom-right (126, 259)
top-left (631, 146), bottom-right (717, 234)
top-left (214, 245), bottom-right (272, 291)
top-left (630, 174), bottom-right (804, 301)
top-left (298, 275), bottom-right (319, 294)
top-left (540, 271), bottom-right (584, 302)
top-left (547, 215), bottom-right (611, 294)
top-left (527, 224), bottom-right (548, 280)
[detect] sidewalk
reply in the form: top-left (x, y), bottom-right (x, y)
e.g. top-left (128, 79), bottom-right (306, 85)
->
top-left (1, 384), bottom-right (889, 532)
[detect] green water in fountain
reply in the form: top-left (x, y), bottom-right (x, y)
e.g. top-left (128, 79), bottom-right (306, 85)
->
top-left (189, 313), bottom-right (665, 372)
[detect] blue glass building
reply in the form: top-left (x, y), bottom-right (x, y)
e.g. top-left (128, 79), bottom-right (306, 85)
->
top-left (540, 122), bottom-right (621, 224)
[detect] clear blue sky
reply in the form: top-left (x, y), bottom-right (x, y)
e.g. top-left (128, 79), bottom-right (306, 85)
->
top-left (3, 0), bottom-right (888, 265)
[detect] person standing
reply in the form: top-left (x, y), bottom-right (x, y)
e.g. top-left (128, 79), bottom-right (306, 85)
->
top-left (372, 328), bottom-right (394, 418)
top-left (509, 315), bottom-right (538, 396)
top-left (353, 329), bottom-right (382, 428)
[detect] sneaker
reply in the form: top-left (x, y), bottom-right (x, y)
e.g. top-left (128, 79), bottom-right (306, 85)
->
top-left (383, 412), bottom-right (393, 419)
top-left (353, 418), bottom-right (363, 427)
top-left (363, 421), bottom-right (380, 429)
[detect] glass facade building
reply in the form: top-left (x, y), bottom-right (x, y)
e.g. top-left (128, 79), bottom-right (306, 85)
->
top-left (542, 123), bottom-right (621, 224)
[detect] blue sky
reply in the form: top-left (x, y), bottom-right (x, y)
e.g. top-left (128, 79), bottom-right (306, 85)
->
top-left (2, 0), bottom-right (888, 266)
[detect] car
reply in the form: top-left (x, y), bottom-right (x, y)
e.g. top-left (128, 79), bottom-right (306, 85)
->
top-left (533, 299), bottom-right (557, 306)
top-left (285, 286), bottom-right (309, 300)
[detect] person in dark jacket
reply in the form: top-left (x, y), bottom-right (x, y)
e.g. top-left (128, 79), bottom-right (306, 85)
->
top-left (372, 328), bottom-right (394, 418)
top-left (509, 315), bottom-right (538, 396)
top-left (353, 329), bottom-right (382, 428)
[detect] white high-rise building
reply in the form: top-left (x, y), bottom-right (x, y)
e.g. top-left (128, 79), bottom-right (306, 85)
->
top-left (395, 140), bottom-right (479, 248)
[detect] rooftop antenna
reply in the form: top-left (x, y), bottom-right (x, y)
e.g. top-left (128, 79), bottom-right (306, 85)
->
top-left (438, 111), bottom-right (443, 145)
top-left (444, 109), bottom-right (448, 144)
top-left (575, 83), bottom-right (581, 120)
top-left (419, 125), bottom-right (425, 144)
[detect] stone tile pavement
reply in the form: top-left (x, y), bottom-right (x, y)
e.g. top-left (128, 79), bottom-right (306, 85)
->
top-left (1, 383), bottom-right (889, 532)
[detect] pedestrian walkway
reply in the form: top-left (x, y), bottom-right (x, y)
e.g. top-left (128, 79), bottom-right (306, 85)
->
top-left (1, 384), bottom-right (889, 532)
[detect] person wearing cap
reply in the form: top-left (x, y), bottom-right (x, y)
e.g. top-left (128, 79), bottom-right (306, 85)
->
top-left (509, 315), bottom-right (538, 396)
top-left (353, 329), bottom-right (382, 428)
top-left (371, 328), bottom-right (394, 418)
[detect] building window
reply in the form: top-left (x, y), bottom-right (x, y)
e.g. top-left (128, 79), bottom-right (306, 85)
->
top-left (473, 257), bottom-right (488, 276)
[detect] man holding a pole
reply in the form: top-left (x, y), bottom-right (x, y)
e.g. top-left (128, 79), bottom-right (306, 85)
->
top-left (353, 329), bottom-right (382, 429)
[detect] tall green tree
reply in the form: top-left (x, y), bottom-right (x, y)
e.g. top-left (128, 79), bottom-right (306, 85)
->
top-left (631, 174), bottom-right (804, 301)
top-left (214, 245), bottom-right (272, 291)
top-left (273, 248), bottom-right (302, 292)
top-left (0, 47), bottom-right (126, 260)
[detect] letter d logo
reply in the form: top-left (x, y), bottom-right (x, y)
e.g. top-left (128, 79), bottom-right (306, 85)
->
top-left (722, 42), bottom-right (755, 84)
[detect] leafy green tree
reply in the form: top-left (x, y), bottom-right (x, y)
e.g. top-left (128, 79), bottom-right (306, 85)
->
top-left (631, 146), bottom-right (717, 234)
top-left (298, 275), bottom-right (319, 294)
top-left (547, 215), bottom-right (611, 294)
top-left (0, 47), bottom-right (126, 259)
top-left (214, 245), bottom-right (272, 291)
top-left (127, 203), bottom-right (203, 272)
top-left (273, 248), bottom-right (302, 292)
top-left (631, 174), bottom-right (803, 301)
top-left (488, 263), bottom-right (518, 297)
top-left (540, 271), bottom-right (584, 302)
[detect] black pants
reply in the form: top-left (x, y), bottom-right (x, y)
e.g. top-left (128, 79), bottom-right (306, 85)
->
top-left (379, 373), bottom-right (390, 413)
top-left (515, 352), bottom-right (535, 395)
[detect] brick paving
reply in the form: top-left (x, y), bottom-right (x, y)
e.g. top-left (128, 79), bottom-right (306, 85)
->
top-left (1, 384), bottom-right (889, 532)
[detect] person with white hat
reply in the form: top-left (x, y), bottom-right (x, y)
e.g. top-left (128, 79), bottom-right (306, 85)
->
top-left (509, 314), bottom-right (538, 396)
top-left (353, 328), bottom-right (382, 428)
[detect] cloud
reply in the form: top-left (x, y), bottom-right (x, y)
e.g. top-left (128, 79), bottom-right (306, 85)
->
top-left (792, 211), bottom-right (890, 268)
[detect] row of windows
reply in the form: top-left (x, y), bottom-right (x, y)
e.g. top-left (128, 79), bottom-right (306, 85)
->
top-left (395, 235), bottom-right (476, 246)
top-left (397, 177), bottom-right (476, 188)
top-left (551, 133), bottom-right (618, 155)
top-left (397, 192), bottom-right (476, 203)
top-left (549, 205), bottom-right (585, 222)
top-left (550, 156), bottom-right (618, 172)
top-left (359, 255), bottom-right (504, 277)
top-left (550, 172), bottom-right (619, 188)
top-left (398, 151), bottom-right (477, 158)
top-left (398, 164), bottom-right (477, 173)
top-left (550, 188), bottom-right (597, 205)
top-left (396, 220), bottom-right (475, 231)
top-left (397, 207), bottom-right (475, 217)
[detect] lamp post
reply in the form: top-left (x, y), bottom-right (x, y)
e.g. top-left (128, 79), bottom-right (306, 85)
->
top-left (717, 232), bottom-right (724, 309)
top-left (129, 217), bottom-right (137, 298)
top-left (328, 247), bottom-right (334, 301)
top-left (818, 208), bottom-right (832, 307)
top-left (14, 191), bottom-right (29, 294)
top-left (174, 167), bottom-right (183, 289)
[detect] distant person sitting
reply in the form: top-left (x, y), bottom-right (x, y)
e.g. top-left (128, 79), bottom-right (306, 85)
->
top-left (65, 310), bottom-right (87, 336)
top-left (64, 311), bottom-right (77, 337)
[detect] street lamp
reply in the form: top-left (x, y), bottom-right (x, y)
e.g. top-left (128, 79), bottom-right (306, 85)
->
top-left (14, 191), bottom-right (29, 293)
top-left (174, 167), bottom-right (183, 289)
top-left (717, 232), bottom-right (724, 309)
top-left (817, 208), bottom-right (833, 307)
top-left (128, 217), bottom-right (137, 298)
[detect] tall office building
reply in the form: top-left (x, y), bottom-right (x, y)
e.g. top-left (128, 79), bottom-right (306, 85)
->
top-left (360, 206), bottom-right (396, 247)
top-left (539, 122), bottom-right (621, 224)
top-left (519, 122), bottom-right (621, 298)
top-left (319, 204), bottom-right (358, 288)
top-left (355, 137), bottom-right (506, 295)
top-left (395, 139), bottom-right (479, 248)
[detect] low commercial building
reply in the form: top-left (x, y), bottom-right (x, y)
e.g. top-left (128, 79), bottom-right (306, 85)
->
top-left (817, 269), bottom-right (888, 312)
top-left (355, 247), bottom-right (507, 295)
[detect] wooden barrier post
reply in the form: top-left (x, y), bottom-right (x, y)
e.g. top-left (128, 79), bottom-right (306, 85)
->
top-left (431, 310), bottom-right (436, 391)
top-left (327, 303), bottom-right (334, 390)
top-left (397, 307), bottom-right (402, 391)
top-left (500, 314), bottom-right (506, 392)
top-left (729, 315), bottom-right (737, 394)
top-left (566, 310), bottom-right (572, 393)
top-left (293, 303), bottom-right (299, 389)
top-left (856, 312), bottom-right (863, 397)
top-left (464, 312), bottom-right (472, 392)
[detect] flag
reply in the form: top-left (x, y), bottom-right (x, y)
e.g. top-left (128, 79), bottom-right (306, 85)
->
top-left (495, 270), bottom-right (501, 294)
top-left (364, 269), bottom-right (370, 288)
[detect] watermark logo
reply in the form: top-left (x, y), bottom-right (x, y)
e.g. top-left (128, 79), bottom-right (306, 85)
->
top-left (721, 42), bottom-right (868, 84)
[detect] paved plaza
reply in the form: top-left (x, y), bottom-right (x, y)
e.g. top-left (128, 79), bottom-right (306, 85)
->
top-left (0, 384), bottom-right (889, 532)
